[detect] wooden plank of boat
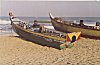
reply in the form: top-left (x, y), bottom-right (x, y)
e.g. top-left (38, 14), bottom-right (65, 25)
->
top-left (9, 11), bottom-right (68, 50)
top-left (9, 11), bottom-right (81, 50)
top-left (49, 13), bottom-right (100, 39)
top-left (14, 24), bottom-right (65, 41)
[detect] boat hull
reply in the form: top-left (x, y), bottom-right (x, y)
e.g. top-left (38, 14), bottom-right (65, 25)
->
top-left (51, 20), bottom-right (100, 39)
top-left (12, 23), bottom-right (64, 49)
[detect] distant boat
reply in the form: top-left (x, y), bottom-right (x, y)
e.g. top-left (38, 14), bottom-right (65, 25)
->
top-left (9, 11), bottom-right (68, 50)
top-left (49, 13), bottom-right (100, 39)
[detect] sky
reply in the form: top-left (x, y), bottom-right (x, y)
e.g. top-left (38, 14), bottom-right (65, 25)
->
top-left (0, 0), bottom-right (100, 1)
top-left (0, 1), bottom-right (100, 17)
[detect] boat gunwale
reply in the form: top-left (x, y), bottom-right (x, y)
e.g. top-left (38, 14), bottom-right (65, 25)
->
top-left (12, 23), bottom-right (65, 41)
top-left (51, 19), bottom-right (100, 39)
top-left (53, 19), bottom-right (100, 31)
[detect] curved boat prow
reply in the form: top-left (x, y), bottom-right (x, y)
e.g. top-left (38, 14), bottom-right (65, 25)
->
top-left (49, 12), bottom-right (54, 20)
top-left (9, 11), bottom-right (17, 25)
top-left (9, 11), bottom-right (15, 19)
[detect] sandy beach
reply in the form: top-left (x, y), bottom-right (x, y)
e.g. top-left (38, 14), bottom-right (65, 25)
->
top-left (0, 35), bottom-right (100, 65)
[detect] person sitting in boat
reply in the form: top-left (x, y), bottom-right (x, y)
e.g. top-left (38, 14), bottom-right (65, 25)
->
top-left (79, 20), bottom-right (84, 26)
top-left (39, 25), bottom-right (45, 33)
top-left (33, 20), bottom-right (40, 28)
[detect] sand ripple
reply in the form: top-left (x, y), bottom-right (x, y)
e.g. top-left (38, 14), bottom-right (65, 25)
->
top-left (0, 36), bottom-right (100, 65)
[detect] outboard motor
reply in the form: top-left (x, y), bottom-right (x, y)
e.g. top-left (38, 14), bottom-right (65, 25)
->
top-left (79, 20), bottom-right (84, 26)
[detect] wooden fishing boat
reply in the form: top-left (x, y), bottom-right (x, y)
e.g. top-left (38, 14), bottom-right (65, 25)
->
top-left (49, 13), bottom-right (100, 39)
top-left (9, 11), bottom-right (68, 50)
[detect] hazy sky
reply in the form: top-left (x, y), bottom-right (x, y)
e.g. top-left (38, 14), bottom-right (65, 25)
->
top-left (0, 0), bottom-right (100, 1)
top-left (0, 1), bottom-right (100, 17)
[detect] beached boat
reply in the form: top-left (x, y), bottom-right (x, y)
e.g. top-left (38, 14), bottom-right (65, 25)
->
top-left (9, 12), bottom-right (69, 50)
top-left (49, 13), bottom-right (100, 39)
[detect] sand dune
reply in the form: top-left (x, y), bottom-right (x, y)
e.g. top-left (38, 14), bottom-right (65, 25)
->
top-left (0, 36), bottom-right (100, 65)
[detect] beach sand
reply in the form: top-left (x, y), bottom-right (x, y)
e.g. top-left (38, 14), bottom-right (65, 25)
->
top-left (0, 35), bottom-right (100, 65)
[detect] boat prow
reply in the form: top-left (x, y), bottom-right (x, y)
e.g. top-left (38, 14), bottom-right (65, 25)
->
top-left (49, 12), bottom-right (54, 20)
